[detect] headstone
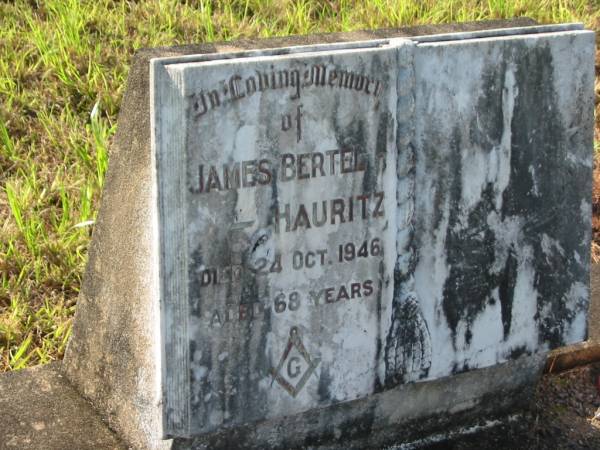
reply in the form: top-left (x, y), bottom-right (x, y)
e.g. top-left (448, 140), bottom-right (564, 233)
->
top-left (154, 40), bottom-right (404, 436)
top-left (63, 20), bottom-right (595, 449)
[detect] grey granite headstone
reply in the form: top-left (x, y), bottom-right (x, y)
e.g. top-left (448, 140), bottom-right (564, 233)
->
top-left (63, 20), bottom-right (595, 449)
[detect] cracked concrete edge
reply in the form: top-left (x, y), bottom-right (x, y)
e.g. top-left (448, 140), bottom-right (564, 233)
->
top-left (0, 363), bottom-right (127, 450)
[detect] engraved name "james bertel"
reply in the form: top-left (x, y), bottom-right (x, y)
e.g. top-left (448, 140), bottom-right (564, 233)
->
top-left (190, 149), bottom-right (370, 194)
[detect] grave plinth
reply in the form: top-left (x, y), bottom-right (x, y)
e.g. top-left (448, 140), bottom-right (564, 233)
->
top-left (61, 19), bottom-right (595, 449)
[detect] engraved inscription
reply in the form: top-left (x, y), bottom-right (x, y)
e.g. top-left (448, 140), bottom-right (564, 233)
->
top-left (158, 43), bottom-right (401, 435)
top-left (281, 104), bottom-right (304, 142)
top-left (189, 149), bottom-right (370, 195)
top-left (190, 64), bottom-right (385, 119)
top-left (187, 62), bottom-right (393, 378)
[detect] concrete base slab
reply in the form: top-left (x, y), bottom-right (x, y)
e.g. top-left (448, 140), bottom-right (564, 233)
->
top-left (0, 356), bottom-right (543, 450)
top-left (0, 342), bottom-right (596, 449)
top-left (169, 353), bottom-right (546, 449)
top-left (0, 363), bottom-right (125, 450)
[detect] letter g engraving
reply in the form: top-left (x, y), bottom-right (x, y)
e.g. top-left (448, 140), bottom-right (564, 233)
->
top-left (287, 356), bottom-right (301, 379)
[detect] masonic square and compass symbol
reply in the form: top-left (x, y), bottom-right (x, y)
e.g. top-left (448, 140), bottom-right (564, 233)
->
top-left (271, 327), bottom-right (320, 397)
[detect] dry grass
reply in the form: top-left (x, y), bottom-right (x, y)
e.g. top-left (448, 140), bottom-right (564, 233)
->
top-left (1, 0), bottom-right (599, 371)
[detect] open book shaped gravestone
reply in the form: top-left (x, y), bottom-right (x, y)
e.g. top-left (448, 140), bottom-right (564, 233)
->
top-left (153, 39), bottom-right (405, 436)
top-left (64, 22), bottom-right (595, 448)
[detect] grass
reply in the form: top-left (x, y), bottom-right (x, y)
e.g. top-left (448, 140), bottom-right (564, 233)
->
top-left (0, 0), bottom-right (599, 372)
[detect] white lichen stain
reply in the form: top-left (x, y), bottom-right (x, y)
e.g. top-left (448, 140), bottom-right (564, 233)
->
top-left (192, 349), bottom-right (203, 362)
top-left (562, 281), bottom-right (588, 344)
top-left (528, 165), bottom-right (539, 197)
top-left (580, 199), bottom-right (592, 225)
top-left (486, 213), bottom-right (522, 273)
top-left (493, 63), bottom-right (517, 210)
top-left (208, 408), bottom-right (223, 427)
top-left (459, 63), bottom-right (517, 213)
top-left (192, 365), bottom-right (208, 382)
top-left (541, 233), bottom-right (565, 261)
top-left (503, 245), bottom-right (539, 352)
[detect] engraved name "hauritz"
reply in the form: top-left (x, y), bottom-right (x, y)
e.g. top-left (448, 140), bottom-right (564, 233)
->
top-left (190, 149), bottom-right (368, 194)
top-left (274, 192), bottom-right (385, 233)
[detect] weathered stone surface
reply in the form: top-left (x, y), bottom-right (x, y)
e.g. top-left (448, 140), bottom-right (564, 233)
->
top-left (409, 28), bottom-right (594, 377)
top-left (61, 18), bottom-right (595, 450)
top-left (152, 24), bottom-right (593, 439)
top-left (0, 363), bottom-right (125, 450)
